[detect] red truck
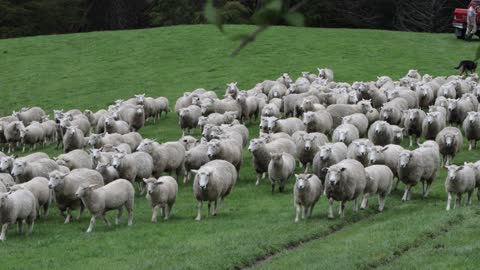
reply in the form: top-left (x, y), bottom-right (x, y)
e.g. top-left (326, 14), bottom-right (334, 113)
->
top-left (453, 0), bottom-right (480, 39)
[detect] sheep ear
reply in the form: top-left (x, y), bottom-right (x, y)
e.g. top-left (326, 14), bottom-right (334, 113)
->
top-left (307, 174), bottom-right (314, 179)
top-left (340, 167), bottom-right (347, 172)
top-left (381, 146), bottom-right (389, 152)
top-left (457, 166), bottom-right (464, 171)
top-left (87, 184), bottom-right (98, 189)
top-left (142, 178), bottom-right (149, 183)
top-left (191, 170), bottom-right (199, 174)
top-left (154, 181), bottom-right (164, 185)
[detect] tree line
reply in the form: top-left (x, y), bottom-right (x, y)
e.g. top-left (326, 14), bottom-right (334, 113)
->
top-left (0, 0), bottom-right (469, 39)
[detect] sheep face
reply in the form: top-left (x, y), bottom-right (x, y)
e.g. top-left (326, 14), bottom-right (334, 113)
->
top-left (295, 174), bottom-right (311, 190)
top-left (446, 165), bottom-right (463, 181)
top-left (326, 167), bottom-right (346, 186)
top-left (408, 110), bottom-right (419, 122)
top-left (270, 153), bottom-right (283, 164)
top-left (112, 153), bottom-right (126, 169)
top-left (104, 116), bottom-right (115, 127)
top-left (0, 193), bottom-right (8, 208)
top-left (226, 82), bottom-right (238, 96)
top-left (393, 129), bottom-right (404, 142)
top-left (207, 140), bottom-right (221, 159)
top-left (303, 134), bottom-right (317, 151)
top-left (375, 76), bottom-right (390, 88)
top-left (374, 122), bottom-right (387, 135)
top-left (444, 134), bottom-right (455, 148)
top-left (267, 117), bottom-right (279, 133)
top-left (48, 171), bottom-right (68, 191)
top-left (248, 139), bottom-right (265, 153)
top-left (143, 178), bottom-right (162, 195)
top-left (420, 85), bottom-right (430, 97)
top-left (354, 141), bottom-right (368, 157)
top-left (407, 69), bottom-right (419, 79)
top-left (193, 169), bottom-right (213, 190)
top-left (75, 184), bottom-right (97, 199)
top-left (288, 84), bottom-right (298, 94)
top-left (136, 139), bottom-right (155, 152)
top-left (282, 73), bottom-right (292, 86)
top-left (336, 129), bottom-right (348, 143)
top-left (467, 112), bottom-right (479, 123)
top-left (348, 92), bottom-right (358, 104)
top-left (447, 99), bottom-right (458, 112)
top-left (95, 162), bottom-right (108, 173)
top-left (426, 112), bottom-right (438, 124)
top-left (202, 124), bottom-right (214, 138)
top-left (11, 160), bottom-right (28, 177)
top-left (0, 157), bottom-right (12, 171)
top-left (319, 145), bottom-right (332, 161)
top-left (358, 100), bottom-right (372, 113)
top-left (399, 151), bottom-right (413, 168)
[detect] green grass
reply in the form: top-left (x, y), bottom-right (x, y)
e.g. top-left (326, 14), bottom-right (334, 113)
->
top-left (0, 25), bottom-right (479, 270)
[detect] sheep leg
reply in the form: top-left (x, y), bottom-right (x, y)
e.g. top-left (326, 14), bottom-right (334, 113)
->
top-left (271, 183), bottom-right (275, 194)
top-left (33, 143), bottom-right (36, 150)
top-left (102, 215), bottom-right (111, 227)
top-left (127, 207), bottom-right (133, 226)
top-left (22, 145), bottom-right (25, 153)
top-left (455, 194), bottom-right (462, 209)
top-left (17, 221), bottom-right (23, 235)
top-left (255, 173), bottom-right (261, 186)
top-left (26, 220), bottom-right (34, 236)
top-left (207, 202), bottom-right (211, 218)
top-left (304, 163), bottom-right (310, 173)
top-left (308, 204), bottom-right (315, 218)
top-left (302, 207), bottom-right (307, 219)
top-left (64, 209), bottom-right (72, 224)
top-left (184, 171), bottom-right (189, 184)
top-left (353, 198), bottom-right (359, 212)
top-left (469, 141), bottom-right (473, 151)
top-left (394, 178), bottom-right (400, 191)
top-left (86, 216), bottom-right (96, 233)
top-left (477, 189), bottom-right (480, 202)
top-left (328, 198), bottom-right (334, 219)
top-left (195, 201), bottom-right (203, 221)
top-left (295, 204), bottom-right (301, 223)
top-left (360, 194), bottom-right (369, 210)
top-left (339, 201), bottom-right (346, 218)
top-left (401, 185), bottom-right (411, 202)
top-left (467, 191), bottom-right (473, 206)
top-left (152, 205), bottom-right (159, 223)
top-left (446, 192), bottom-right (452, 211)
top-left (164, 205), bottom-right (170, 220)
top-left (424, 183), bottom-right (432, 198)
top-left (378, 195), bottom-right (386, 212)
top-left (409, 136), bottom-right (413, 147)
top-left (116, 206), bottom-right (124, 225)
top-left (0, 224), bottom-right (9, 241)
top-left (213, 200), bottom-right (218, 216)
top-left (77, 203), bottom-right (85, 220)
top-left (421, 181), bottom-right (426, 197)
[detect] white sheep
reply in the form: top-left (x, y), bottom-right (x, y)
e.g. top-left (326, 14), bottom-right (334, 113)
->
top-left (55, 149), bottom-right (93, 170)
top-left (0, 189), bottom-right (37, 241)
top-left (361, 165), bottom-right (393, 211)
top-left (136, 139), bottom-right (185, 180)
top-left (268, 152), bottom-right (296, 193)
top-left (143, 176), bottom-right (178, 222)
top-left (445, 165), bottom-right (476, 211)
top-left (12, 158), bottom-right (59, 183)
top-left (293, 174), bottom-right (323, 223)
top-left (8, 176), bottom-right (51, 217)
top-left (332, 123), bottom-right (359, 146)
top-left (95, 162), bottom-right (119, 184)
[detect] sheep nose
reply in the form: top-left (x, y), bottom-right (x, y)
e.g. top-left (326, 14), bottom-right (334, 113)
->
top-left (305, 146), bottom-right (310, 151)
top-left (329, 181), bottom-right (335, 186)
top-left (200, 185), bottom-right (207, 190)
top-left (48, 184), bottom-right (53, 189)
top-left (207, 154), bottom-right (213, 158)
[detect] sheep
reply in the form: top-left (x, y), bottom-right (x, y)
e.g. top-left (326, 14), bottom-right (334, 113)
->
top-left (260, 132), bottom-right (293, 143)
top-left (326, 101), bottom-right (373, 128)
top-left (422, 112), bottom-right (446, 140)
top-left (0, 173), bottom-right (15, 187)
top-left (268, 98), bottom-right (283, 112)
top-left (75, 179), bottom-right (134, 232)
top-left (283, 92), bottom-right (316, 117)
top-left (341, 113), bottom-right (369, 137)
top-left (179, 105), bottom-right (202, 135)
top-left (63, 126), bottom-right (85, 153)
top-left (207, 138), bottom-right (242, 173)
top-left (268, 152), bottom-right (296, 193)
top-left (361, 165), bottom-right (393, 211)
top-left (87, 133), bottom-right (124, 149)
top-left (0, 116), bottom-right (19, 148)
top-left (293, 75), bottom-right (311, 93)
top-left (0, 189), bottom-right (37, 241)
top-left (318, 68), bottom-right (334, 81)
top-left (268, 83), bottom-right (288, 100)
top-left (391, 125), bottom-right (404, 145)
top-left (435, 127), bottom-right (463, 166)
top-left (55, 149), bottom-right (92, 170)
top-left (134, 94), bottom-right (156, 120)
top-left (387, 89), bottom-right (419, 108)
top-left (447, 98), bottom-right (474, 126)
top-left (8, 177), bottom-right (51, 217)
top-left (398, 147), bottom-right (440, 201)
top-left (202, 98), bottom-right (242, 116)
top-left (297, 133), bottom-right (329, 172)
top-left (347, 139), bottom-right (374, 167)
top-left (248, 138), bottom-right (296, 186)
top-left (12, 158), bottom-right (59, 183)
top-left (4, 121), bottom-right (24, 153)
top-left (13, 107), bottom-right (45, 125)
top-left (59, 114), bottom-right (90, 136)
top-left (108, 143), bottom-right (132, 154)
top-left (48, 169), bottom-right (105, 224)
top-left (368, 144), bottom-right (404, 190)
top-left (90, 148), bottom-right (114, 168)
top-left (403, 109), bottom-right (426, 147)
top-left (444, 165), bottom-right (476, 211)
top-left (40, 116), bottom-right (56, 143)
top-left (438, 83), bottom-right (457, 98)
top-left (122, 132), bottom-right (143, 151)
top-left (303, 111), bottom-right (333, 134)
top-left (462, 111), bottom-right (480, 150)
top-left (325, 159), bottom-right (367, 219)
top-left (154, 96), bottom-right (170, 119)
top-left (136, 139), bottom-right (185, 180)
top-left (365, 108), bottom-right (380, 125)
top-left (192, 160), bottom-right (237, 221)
top-left (367, 121), bottom-right (394, 146)
top-left (236, 93), bottom-right (259, 122)
top-left (261, 103), bottom-right (281, 118)
top-left (267, 117), bottom-right (305, 135)
top-left (104, 115), bottom-right (130, 135)
top-left (111, 152), bottom-right (154, 189)
top-left (293, 174), bottom-right (323, 223)
top-left (19, 122), bottom-right (45, 152)
top-left (95, 162), bottom-right (119, 184)
top-left (332, 124), bottom-right (359, 146)
top-left (0, 152), bottom-right (48, 173)
top-left (300, 97), bottom-right (325, 113)
top-left (184, 143), bottom-right (210, 183)
top-left (143, 176), bottom-right (177, 222)
top-left (312, 142), bottom-right (348, 183)
top-left (379, 98), bottom-right (409, 125)
top-left (117, 105), bottom-right (145, 131)
top-left (83, 109), bottom-right (107, 129)
top-left (179, 136), bottom-right (198, 151)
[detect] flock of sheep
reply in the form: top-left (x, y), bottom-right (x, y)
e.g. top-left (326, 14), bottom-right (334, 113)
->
top-left (1, 68), bottom-right (480, 241)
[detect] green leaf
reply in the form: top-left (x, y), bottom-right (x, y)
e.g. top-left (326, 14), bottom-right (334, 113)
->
top-left (475, 45), bottom-right (480, 61)
top-left (204, 0), bottom-right (224, 32)
top-left (284, 12), bottom-right (304, 27)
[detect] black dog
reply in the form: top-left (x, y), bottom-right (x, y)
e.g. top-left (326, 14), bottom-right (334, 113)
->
top-left (454, 60), bottom-right (477, 75)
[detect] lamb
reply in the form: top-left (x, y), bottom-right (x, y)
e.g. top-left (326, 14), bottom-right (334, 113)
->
top-left (207, 138), bottom-right (242, 173)
top-left (317, 68), bottom-right (334, 81)
top-left (422, 112), bottom-right (446, 140)
top-left (178, 136), bottom-right (198, 151)
top-left (192, 160), bottom-right (237, 221)
top-left (379, 98), bottom-right (409, 125)
top-left (55, 149), bottom-right (93, 170)
top-left (368, 144), bottom-right (404, 190)
top-left (293, 174), bottom-right (323, 223)
top-left (435, 127), bottom-right (463, 166)
top-left (83, 109), bottom-right (107, 129)
top-left (303, 111), bottom-right (333, 134)
top-left (134, 94), bottom-right (156, 120)
top-left (462, 111), bottom-right (480, 150)
top-left (341, 113), bottom-right (369, 137)
top-left (13, 107), bottom-right (45, 125)
top-left (0, 189), bottom-right (37, 241)
top-left (143, 176), bottom-right (177, 222)
top-left (391, 125), bottom-right (404, 144)
top-left (367, 121), bottom-right (394, 146)
top-left (63, 126), bottom-right (85, 153)
top-left (312, 143), bottom-right (348, 183)
top-left (415, 84), bottom-right (435, 109)
top-left (326, 101), bottom-right (373, 128)
top-left (361, 165), bottom-right (393, 211)
top-left (325, 159), bottom-right (367, 219)
top-left (75, 179), bottom-right (134, 232)
top-left (398, 146), bottom-right (440, 201)
top-left (184, 142), bottom-right (210, 183)
top-left (332, 124), bottom-right (359, 146)
top-left (154, 96), bottom-right (170, 119)
top-left (444, 165), bottom-right (476, 211)
top-left (104, 115), bottom-right (130, 135)
top-left (8, 177), bottom-right (51, 217)
top-left (297, 133), bottom-right (329, 172)
top-left (267, 117), bottom-right (305, 135)
top-left (20, 122), bottom-right (45, 152)
top-left (59, 114), bottom-right (90, 136)
top-left (117, 105), bottom-right (145, 131)
top-left (268, 152), bottom-right (296, 193)
top-left (4, 121), bottom-right (24, 153)
top-left (261, 103), bottom-right (281, 118)
top-left (236, 93), bottom-right (259, 122)
top-left (403, 109), bottom-right (426, 147)
top-left (95, 162), bottom-right (119, 184)
top-left (112, 152), bottom-right (154, 188)
top-left (136, 139), bottom-right (185, 180)
top-left (300, 97), bottom-right (325, 113)
top-left (347, 139), bottom-right (374, 167)
top-left (0, 173), bottom-right (15, 187)
top-left (248, 138), bottom-right (297, 185)
top-left (447, 98), bottom-right (474, 126)
top-left (179, 105), bottom-right (202, 135)
top-left (12, 158), bottom-right (59, 183)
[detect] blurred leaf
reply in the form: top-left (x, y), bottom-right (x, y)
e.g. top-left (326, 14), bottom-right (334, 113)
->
top-left (284, 12), bottom-right (304, 27)
top-left (476, 45), bottom-right (480, 61)
top-left (265, 0), bottom-right (283, 12)
top-left (204, 0), bottom-right (224, 32)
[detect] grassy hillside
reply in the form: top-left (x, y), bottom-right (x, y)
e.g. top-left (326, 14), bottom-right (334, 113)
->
top-left (0, 25), bottom-right (479, 270)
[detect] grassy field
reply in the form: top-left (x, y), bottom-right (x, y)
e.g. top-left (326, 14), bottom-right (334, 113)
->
top-left (0, 25), bottom-right (479, 270)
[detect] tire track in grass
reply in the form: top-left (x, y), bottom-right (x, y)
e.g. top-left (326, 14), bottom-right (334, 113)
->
top-left (359, 212), bottom-right (466, 270)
